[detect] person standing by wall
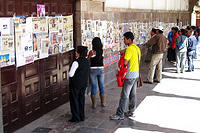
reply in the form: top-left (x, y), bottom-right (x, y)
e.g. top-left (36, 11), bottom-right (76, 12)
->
top-left (88, 37), bottom-right (105, 109)
top-left (110, 32), bottom-right (141, 120)
top-left (186, 28), bottom-right (197, 72)
top-left (167, 28), bottom-right (173, 62)
top-left (194, 28), bottom-right (200, 59)
top-left (68, 46), bottom-right (90, 122)
top-left (143, 26), bottom-right (168, 84)
top-left (175, 29), bottom-right (188, 73)
top-left (170, 27), bottom-right (179, 62)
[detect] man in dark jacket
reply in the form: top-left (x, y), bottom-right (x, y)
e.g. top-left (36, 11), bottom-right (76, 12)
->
top-left (144, 26), bottom-right (168, 84)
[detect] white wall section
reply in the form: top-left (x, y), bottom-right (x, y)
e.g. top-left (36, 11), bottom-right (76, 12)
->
top-left (105, 0), bottom-right (189, 11)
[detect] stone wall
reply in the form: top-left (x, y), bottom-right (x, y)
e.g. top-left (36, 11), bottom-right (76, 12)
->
top-left (80, 0), bottom-right (191, 86)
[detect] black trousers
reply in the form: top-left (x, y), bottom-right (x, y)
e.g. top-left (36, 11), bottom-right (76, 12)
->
top-left (69, 85), bottom-right (86, 122)
top-left (167, 48), bottom-right (176, 61)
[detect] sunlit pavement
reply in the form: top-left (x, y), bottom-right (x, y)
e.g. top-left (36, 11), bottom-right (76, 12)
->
top-left (14, 59), bottom-right (200, 133)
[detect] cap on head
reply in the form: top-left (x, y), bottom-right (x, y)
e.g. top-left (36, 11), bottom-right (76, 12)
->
top-left (158, 26), bottom-right (164, 32)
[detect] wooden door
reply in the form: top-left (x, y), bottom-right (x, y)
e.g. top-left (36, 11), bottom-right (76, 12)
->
top-left (1, 66), bottom-right (21, 133)
top-left (59, 50), bottom-right (74, 104)
top-left (0, 0), bottom-right (75, 132)
top-left (41, 55), bottom-right (61, 112)
top-left (20, 61), bottom-right (43, 124)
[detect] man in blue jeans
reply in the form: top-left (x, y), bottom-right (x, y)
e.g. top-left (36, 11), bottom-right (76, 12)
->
top-left (186, 28), bottom-right (197, 72)
top-left (110, 32), bottom-right (141, 120)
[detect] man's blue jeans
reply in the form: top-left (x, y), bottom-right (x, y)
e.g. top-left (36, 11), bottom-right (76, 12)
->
top-left (187, 51), bottom-right (194, 71)
top-left (90, 68), bottom-right (105, 95)
top-left (116, 78), bottom-right (138, 117)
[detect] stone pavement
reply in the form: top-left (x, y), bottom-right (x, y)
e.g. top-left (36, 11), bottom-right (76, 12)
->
top-left (14, 59), bottom-right (200, 133)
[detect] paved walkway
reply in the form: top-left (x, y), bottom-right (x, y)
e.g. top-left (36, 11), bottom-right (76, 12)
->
top-left (14, 59), bottom-right (200, 133)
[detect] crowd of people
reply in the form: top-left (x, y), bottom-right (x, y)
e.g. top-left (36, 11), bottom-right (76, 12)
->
top-left (67, 25), bottom-right (200, 122)
top-left (168, 26), bottom-right (199, 73)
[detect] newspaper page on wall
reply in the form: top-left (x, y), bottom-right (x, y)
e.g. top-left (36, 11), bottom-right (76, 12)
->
top-left (0, 18), bottom-right (15, 68)
top-left (62, 15), bottom-right (73, 52)
top-left (32, 17), bottom-right (49, 60)
top-left (15, 17), bottom-right (34, 67)
top-left (48, 17), bottom-right (60, 55)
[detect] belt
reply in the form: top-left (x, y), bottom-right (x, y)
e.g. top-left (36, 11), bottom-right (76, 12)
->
top-left (90, 66), bottom-right (104, 69)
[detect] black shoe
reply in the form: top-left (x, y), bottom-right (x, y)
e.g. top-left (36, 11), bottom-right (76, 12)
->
top-left (186, 70), bottom-right (191, 72)
top-left (154, 80), bottom-right (160, 83)
top-left (143, 80), bottom-right (153, 84)
top-left (68, 119), bottom-right (80, 123)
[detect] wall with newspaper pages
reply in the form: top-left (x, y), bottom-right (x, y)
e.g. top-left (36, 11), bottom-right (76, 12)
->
top-left (81, 19), bottom-right (183, 52)
top-left (0, 15), bottom-right (73, 68)
top-left (0, 18), bottom-right (15, 68)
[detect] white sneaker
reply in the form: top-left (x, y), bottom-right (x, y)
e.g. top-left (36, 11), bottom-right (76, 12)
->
top-left (110, 114), bottom-right (124, 120)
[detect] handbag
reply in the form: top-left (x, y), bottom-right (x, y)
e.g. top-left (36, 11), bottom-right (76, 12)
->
top-left (177, 36), bottom-right (185, 50)
top-left (137, 72), bottom-right (143, 88)
top-left (116, 53), bottom-right (128, 87)
top-left (135, 46), bottom-right (143, 88)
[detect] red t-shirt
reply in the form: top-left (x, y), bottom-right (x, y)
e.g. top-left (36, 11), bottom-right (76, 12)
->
top-left (171, 33), bottom-right (179, 49)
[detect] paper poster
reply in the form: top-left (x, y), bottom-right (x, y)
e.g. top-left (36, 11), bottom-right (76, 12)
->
top-left (49, 17), bottom-right (59, 31)
top-left (37, 4), bottom-right (45, 17)
top-left (62, 15), bottom-right (74, 52)
top-left (49, 32), bottom-right (59, 54)
top-left (63, 15), bottom-right (73, 31)
top-left (0, 18), bottom-right (15, 67)
top-left (0, 18), bottom-right (14, 35)
top-left (41, 38), bottom-right (49, 58)
top-left (33, 32), bottom-right (48, 60)
top-left (32, 17), bottom-right (48, 33)
top-left (62, 34), bottom-right (70, 52)
top-left (1, 35), bottom-right (14, 52)
top-left (15, 17), bottom-right (34, 67)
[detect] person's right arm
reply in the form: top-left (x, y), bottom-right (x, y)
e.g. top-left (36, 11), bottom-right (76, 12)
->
top-left (146, 36), bottom-right (158, 47)
top-left (69, 61), bottom-right (79, 77)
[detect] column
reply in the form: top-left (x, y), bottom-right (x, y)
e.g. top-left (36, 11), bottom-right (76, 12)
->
top-left (0, 69), bottom-right (4, 133)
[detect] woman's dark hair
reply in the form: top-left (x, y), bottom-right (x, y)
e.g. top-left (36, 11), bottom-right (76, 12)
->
top-left (123, 32), bottom-right (134, 41)
top-left (92, 37), bottom-right (103, 57)
top-left (180, 29), bottom-right (187, 36)
top-left (77, 46), bottom-right (88, 57)
top-left (186, 26), bottom-right (191, 31)
top-left (172, 27), bottom-right (179, 33)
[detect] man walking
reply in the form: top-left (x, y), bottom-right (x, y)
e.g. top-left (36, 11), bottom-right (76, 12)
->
top-left (144, 26), bottom-right (168, 84)
top-left (110, 32), bottom-right (141, 120)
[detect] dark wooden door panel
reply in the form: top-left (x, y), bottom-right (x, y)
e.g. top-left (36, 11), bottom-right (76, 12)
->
top-left (0, 0), bottom-right (4, 16)
top-left (42, 54), bottom-right (61, 112)
top-left (2, 83), bottom-right (21, 132)
top-left (0, 0), bottom-right (75, 132)
top-left (59, 50), bottom-right (74, 103)
top-left (5, 0), bottom-right (16, 16)
top-left (22, 76), bottom-right (41, 118)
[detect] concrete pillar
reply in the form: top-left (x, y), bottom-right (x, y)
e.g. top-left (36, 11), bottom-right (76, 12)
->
top-left (0, 69), bottom-right (3, 133)
top-left (191, 11), bottom-right (196, 26)
top-left (74, 0), bottom-right (81, 47)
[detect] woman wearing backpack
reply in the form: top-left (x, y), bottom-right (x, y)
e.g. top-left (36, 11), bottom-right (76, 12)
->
top-left (175, 29), bottom-right (188, 73)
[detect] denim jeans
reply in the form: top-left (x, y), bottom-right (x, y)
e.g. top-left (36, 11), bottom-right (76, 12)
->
top-left (187, 51), bottom-right (194, 71)
top-left (90, 68), bottom-right (105, 95)
top-left (116, 78), bottom-right (138, 117)
top-left (176, 51), bottom-right (187, 73)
